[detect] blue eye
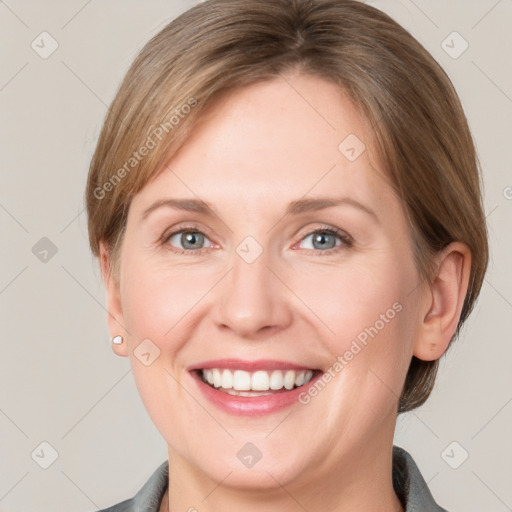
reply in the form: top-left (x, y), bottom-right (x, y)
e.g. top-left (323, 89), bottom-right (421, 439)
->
top-left (166, 229), bottom-right (212, 252)
top-left (299, 228), bottom-right (352, 252)
top-left (163, 226), bottom-right (352, 255)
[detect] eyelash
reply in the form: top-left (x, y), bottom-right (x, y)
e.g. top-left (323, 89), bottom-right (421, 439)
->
top-left (161, 224), bottom-right (353, 256)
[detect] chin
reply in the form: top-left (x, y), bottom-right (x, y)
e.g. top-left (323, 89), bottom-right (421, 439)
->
top-left (195, 446), bottom-right (312, 491)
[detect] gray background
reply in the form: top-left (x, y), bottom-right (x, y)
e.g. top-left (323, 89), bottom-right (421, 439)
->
top-left (1, 0), bottom-right (511, 511)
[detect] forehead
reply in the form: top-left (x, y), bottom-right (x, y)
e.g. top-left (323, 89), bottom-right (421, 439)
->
top-left (132, 73), bottom-right (395, 217)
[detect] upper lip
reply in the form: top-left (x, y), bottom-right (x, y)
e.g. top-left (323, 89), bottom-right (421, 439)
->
top-left (188, 359), bottom-right (318, 372)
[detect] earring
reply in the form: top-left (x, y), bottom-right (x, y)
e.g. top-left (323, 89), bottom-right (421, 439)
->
top-left (112, 335), bottom-right (124, 344)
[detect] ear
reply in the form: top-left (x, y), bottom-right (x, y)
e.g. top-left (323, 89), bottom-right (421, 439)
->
top-left (413, 242), bottom-right (472, 361)
top-left (99, 242), bottom-right (129, 357)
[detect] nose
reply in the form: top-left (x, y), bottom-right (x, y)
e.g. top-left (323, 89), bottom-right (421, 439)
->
top-left (212, 249), bottom-right (293, 339)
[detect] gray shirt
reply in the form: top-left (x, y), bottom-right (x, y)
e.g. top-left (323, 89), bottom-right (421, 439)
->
top-left (96, 446), bottom-right (448, 511)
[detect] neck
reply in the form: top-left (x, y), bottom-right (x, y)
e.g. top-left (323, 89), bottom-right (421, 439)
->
top-left (164, 430), bottom-right (403, 512)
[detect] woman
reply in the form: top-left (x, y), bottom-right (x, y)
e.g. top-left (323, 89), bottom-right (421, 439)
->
top-left (85, 0), bottom-right (488, 510)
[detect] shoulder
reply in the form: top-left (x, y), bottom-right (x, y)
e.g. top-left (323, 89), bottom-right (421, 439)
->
top-left (95, 460), bottom-right (169, 512)
top-left (96, 498), bottom-right (133, 512)
top-left (393, 445), bottom-right (449, 512)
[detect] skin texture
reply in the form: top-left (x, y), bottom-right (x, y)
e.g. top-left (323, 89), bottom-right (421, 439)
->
top-left (100, 71), bottom-right (471, 512)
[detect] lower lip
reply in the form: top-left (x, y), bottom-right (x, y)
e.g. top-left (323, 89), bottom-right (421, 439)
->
top-left (190, 371), bottom-right (322, 416)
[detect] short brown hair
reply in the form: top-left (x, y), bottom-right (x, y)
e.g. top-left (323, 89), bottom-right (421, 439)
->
top-left (85, 0), bottom-right (488, 413)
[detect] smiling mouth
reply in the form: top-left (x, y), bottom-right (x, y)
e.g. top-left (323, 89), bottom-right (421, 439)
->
top-left (197, 368), bottom-right (320, 396)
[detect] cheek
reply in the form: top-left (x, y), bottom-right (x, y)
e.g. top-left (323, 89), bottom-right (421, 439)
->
top-left (294, 257), bottom-right (408, 343)
top-left (121, 247), bottom-right (416, 359)
top-left (118, 253), bottom-right (212, 443)
top-left (297, 255), bottom-right (415, 393)
top-left (120, 252), bottom-right (217, 340)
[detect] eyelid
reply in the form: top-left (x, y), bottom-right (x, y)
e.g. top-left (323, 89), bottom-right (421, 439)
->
top-left (161, 223), bottom-right (216, 254)
top-left (162, 223), bottom-right (353, 254)
top-left (293, 225), bottom-right (353, 253)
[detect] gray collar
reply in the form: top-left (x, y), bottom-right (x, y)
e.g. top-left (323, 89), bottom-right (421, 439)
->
top-left (99, 446), bottom-right (448, 511)
top-left (392, 446), bottom-right (448, 511)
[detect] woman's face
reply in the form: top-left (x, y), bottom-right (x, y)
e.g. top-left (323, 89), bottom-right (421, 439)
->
top-left (110, 72), bottom-right (427, 490)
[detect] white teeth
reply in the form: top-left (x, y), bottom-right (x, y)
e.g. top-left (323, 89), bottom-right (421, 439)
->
top-left (269, 370), bottom-right (283, 390)
top-left (212, 368), bottom-right (222, 388)
top-left (201, 368), bottom-right (315, 392)
top-left (233, 370), bottom-right (251, 390)
top-left (251, 370), bottom-right (270, 391)
top-left (295, 371), bottom-right (306, 387)
top-left (284, 370), bottom-right (295, 390)
top-left (221, 369), bottom-right (233, 389)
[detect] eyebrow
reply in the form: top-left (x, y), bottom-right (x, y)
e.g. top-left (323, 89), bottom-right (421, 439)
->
top-left (141, 196), bottom-right (378, 222)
